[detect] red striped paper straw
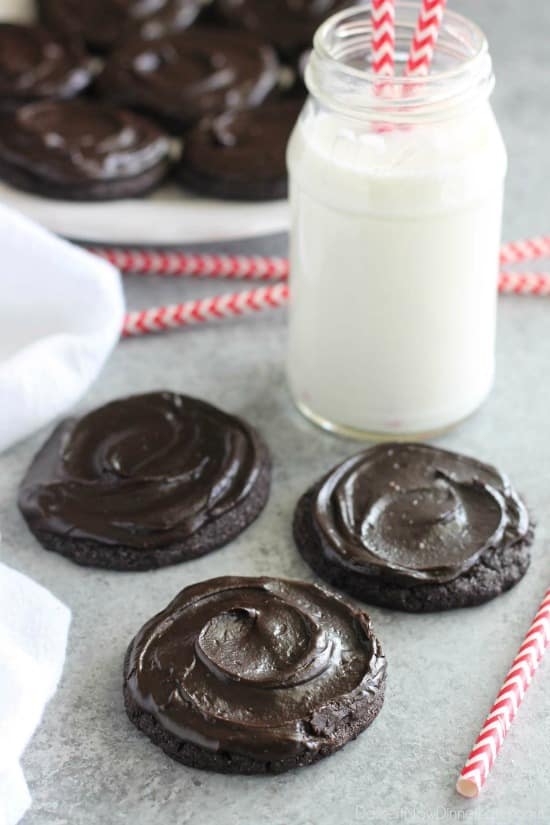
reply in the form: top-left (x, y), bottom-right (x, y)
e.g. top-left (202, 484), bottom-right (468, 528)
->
top-left (122, 283), bottom-right (289, 337)
top-left (371, 0), bottom-right (396, 75)
top-left (499, 271), bottom-right (550, 296)
top-left (406, 0), bottom-right (446, 76)
top-left (457, 588), bottom-right (550, 798)
top-left (89, 247), bottom-right (289, 281)
top-left (499, 236), bottom-right (550, 266)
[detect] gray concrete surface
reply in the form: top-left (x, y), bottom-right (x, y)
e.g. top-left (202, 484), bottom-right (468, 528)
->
top-left (1, 1), bottom-right (549, 823)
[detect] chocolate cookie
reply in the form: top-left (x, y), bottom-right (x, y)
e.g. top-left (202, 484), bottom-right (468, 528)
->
top-left (0, 100), bottom-right (172, 200)
top-left (178, 100), bottom-right (302, 200)
top-left (37, 0), bottom-right (202, 52)
top-left (97, 27), bottom-right (279, 130)
top-left (124, 576), bottom-right (386, 773)
top-left (294, 444), bottom-right (533, 612)
top-left (0, 23), bottom-right (93, 111)
top-left (18, 393), bottom-right (271, 570)
top-left (215, 0), bottom-right (351, 55)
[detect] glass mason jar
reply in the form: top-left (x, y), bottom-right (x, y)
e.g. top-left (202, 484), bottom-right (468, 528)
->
top-left (286, 3), bottom-right (507, 440)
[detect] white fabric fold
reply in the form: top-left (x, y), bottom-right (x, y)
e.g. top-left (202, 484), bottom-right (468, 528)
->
top-left (0, 562), bottom-right (71, 825)
top-left (0, 202), bottom-right (125, 453)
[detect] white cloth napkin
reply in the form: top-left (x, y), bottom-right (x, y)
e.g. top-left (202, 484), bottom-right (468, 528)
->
top-left (0, 203), bottom-right (125, 453)
top-left (0, 562), bottom-right (71, 825)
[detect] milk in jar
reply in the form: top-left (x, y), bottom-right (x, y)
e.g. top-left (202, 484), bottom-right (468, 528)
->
top-left (287, 4), bottom-right (507, 438)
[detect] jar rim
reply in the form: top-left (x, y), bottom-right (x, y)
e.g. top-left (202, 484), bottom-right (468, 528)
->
top-left (308, 2), bottom-right (494, 120)
top-left (314, 2), bottom-right (488, 84)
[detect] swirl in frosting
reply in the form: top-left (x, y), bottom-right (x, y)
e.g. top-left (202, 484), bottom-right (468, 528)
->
top-left (309, 444), bottom-right (530, 586)
top-left (18, 392), bottom-right (267, 549)
top-left (0, 100), bottom-right (171, 185)
top-left (98, 28), bottom-right (280, 128)
top-left (125, 576), bottom-right (386, 759)
top-left (0, 23), bottom-right (92, 107)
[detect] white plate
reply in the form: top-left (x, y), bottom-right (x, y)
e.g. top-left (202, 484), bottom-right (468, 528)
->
top-left (0, 182), bottom-right (290, 244)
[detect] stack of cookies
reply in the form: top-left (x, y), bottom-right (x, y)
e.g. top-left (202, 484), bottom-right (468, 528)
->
top-left (0, 0), bottom-right (351, 201)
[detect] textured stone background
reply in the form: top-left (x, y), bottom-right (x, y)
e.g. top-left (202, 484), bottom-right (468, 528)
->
top-left (1, 1), bottom-right (549, 823)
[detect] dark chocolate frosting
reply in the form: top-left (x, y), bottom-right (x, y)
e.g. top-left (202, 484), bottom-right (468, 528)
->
top-left (98, 27), bottom-right (279, 128)
top-left (0, 23), bottom-right (92, 107)
top-left (180, 100), bottom-right (302, 192)
top-left (38, 0), bottom-right (202, 52)
top-left (125, 576), bottom-right (386, 759)
top-left (309, 444), bottom-right (530, 586)
top-left (215, 0), bottom-right (352, 54)
top-left (18, 392), bottom-right (266, 549)
top-left (0, 100), bottom-right (171, 184)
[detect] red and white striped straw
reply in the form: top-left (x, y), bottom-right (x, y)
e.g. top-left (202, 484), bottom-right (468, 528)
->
top-left (89, 247), bottom-right (289, 281)
top-left (371, 0), bottom-right (396, 76)
top-left (457, 588), bottom-right (550, 798)
top-left (499, 236), bottom-right (550, 266)
top-left (406, 0), bottom-right (447, 76)
top-left (498, 271), bottom-right (550, 296)
top-left (122, 283), bottom-right (289, 337)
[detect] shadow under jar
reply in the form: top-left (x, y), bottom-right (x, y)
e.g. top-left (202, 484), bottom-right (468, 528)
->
top-left (286, 3), bottom-right (507, 440)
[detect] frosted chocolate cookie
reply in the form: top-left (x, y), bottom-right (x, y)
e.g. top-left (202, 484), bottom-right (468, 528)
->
top-left (18, 393), bottom-right (271, 570)
top-left (37, 0), bottom-right (202, 52)
top-left (178, 100), bottom-right (302, 200)
top-left (0, 100), bottom-right (171, 200)
top-left (97, 28), bottom-right (279, 130)
top-left (215, 0), bottom-right (351, 55)
top-left (124, 576), bottom-right (386, 773)
top-left (294, 444), bottom-right (533, 612)
top-left (0, 23), bottom-right (92, 111)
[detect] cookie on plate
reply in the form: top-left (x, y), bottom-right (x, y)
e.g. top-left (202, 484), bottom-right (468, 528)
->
top-left (97, 28), bottom-right (279, 130)
top-left (124, 576), bottom-right (386, 773)
top-left (0, 99), bottom-right (172, 200)
top-left (178, 100), bottom-right (302, 201)
top-left (18, 392), bottom-right (271, 570)
top-left (215, 0), bottom-right (352, 55)
top-left (37, 0), bottom-right (202, 52)
top-left (0, 23), bottom-right (93, 111)
top-left (294, 443), bottom-right (533, 612)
